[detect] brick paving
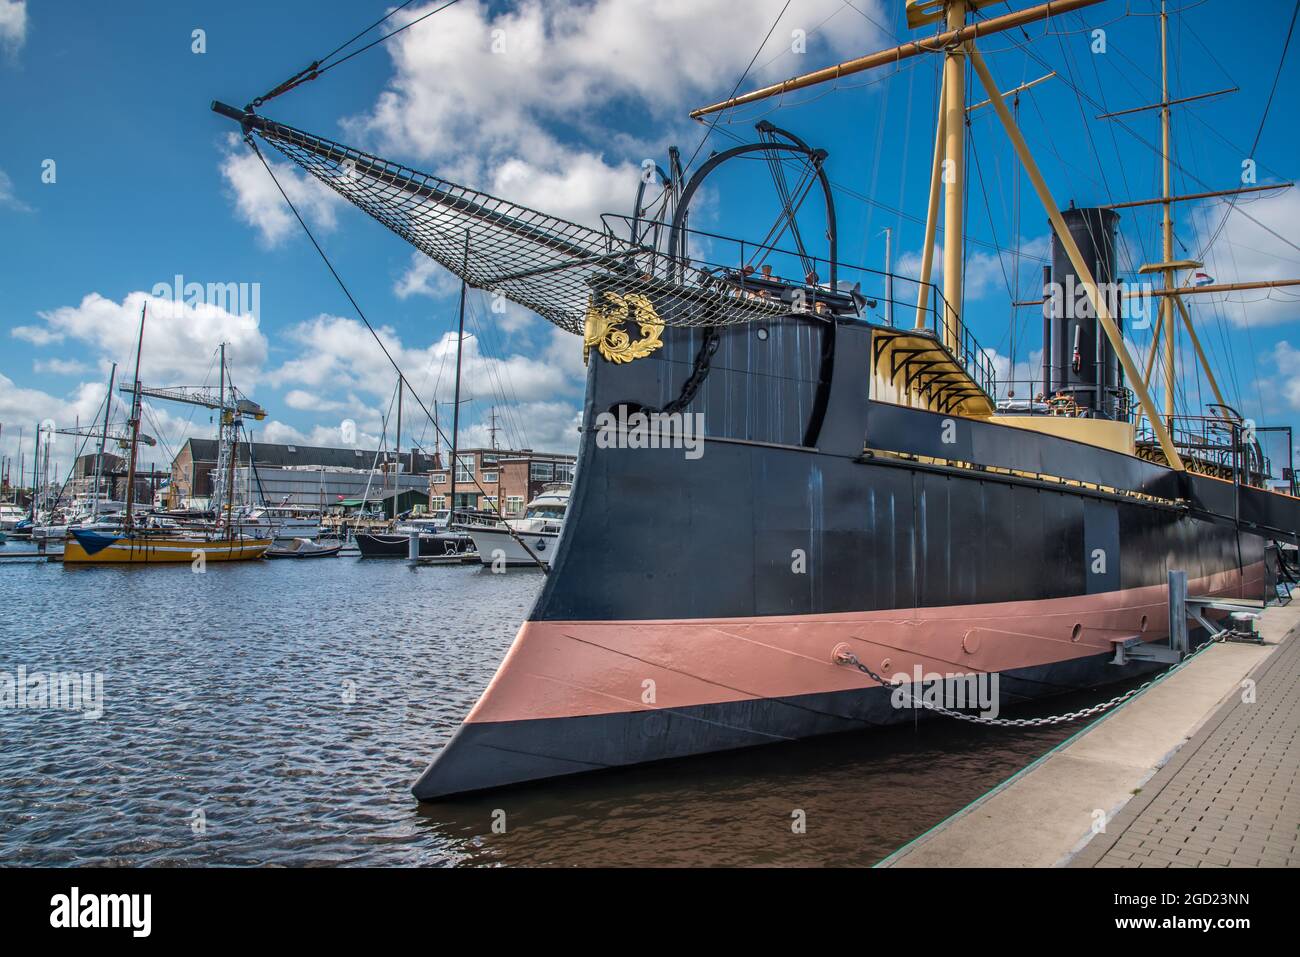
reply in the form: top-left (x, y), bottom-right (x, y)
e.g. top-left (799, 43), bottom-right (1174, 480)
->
top-left (1072, 629), bottom-right (1300, 868)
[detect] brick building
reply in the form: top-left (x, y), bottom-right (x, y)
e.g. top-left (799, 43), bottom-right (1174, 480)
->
top-left (429, 448), bottom-right (575, 517)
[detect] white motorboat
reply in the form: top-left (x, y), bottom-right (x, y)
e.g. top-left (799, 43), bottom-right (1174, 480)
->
top-left (0, 503), bottom-right (28, 530)
top-left (465, 484), bottom-right (569, 568)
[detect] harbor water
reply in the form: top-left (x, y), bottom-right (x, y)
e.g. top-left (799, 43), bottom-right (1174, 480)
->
top-left (0, 554), bottom-right (1085, 866)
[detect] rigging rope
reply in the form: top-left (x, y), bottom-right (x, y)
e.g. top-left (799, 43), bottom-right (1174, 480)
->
top-left (249, 0), bottom-right (463, 109)
top-left (242, 134), bottom-right (551, 570)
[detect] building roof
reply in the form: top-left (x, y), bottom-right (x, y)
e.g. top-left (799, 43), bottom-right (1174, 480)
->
top-left (179, 438), bottom-right (440, 473)
top-left (456, 447), bottom-right (576, 462)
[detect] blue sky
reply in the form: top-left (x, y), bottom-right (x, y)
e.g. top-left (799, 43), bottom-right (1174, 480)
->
top-left (2, 0), bottom-right (1298, 485)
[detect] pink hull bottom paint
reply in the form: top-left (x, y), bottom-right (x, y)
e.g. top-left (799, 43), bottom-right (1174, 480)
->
top-left (412, 563), bottom-right (1262, 800)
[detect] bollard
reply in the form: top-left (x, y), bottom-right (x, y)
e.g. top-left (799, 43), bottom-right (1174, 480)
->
top-left (407, 529), bottom-right (420, 564)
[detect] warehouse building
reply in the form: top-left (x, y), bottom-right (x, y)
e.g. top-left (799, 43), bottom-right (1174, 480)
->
top-left (171, 438), bottom-right (439, 509)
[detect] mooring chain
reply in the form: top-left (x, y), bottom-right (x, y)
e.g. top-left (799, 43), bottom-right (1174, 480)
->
top-left (833, 637), bottom-right (1222, 728)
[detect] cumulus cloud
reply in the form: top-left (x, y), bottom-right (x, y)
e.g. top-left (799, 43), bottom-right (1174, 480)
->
top-left (219, 133), bottom-right (341, 246)
top-left (897, 236), bottom-right (1051, 304)
top-left (393, 251), bottom-right (460, 300)
top-left (12, 289), bottom-right (268, 386)
top-left (1269, 341), bottom-right (1300, 412)
top-left (0, 0), bottom-right (26, 56)
top-left (1189, 186), bottom-right (1300, 327)
top-left (0, 168), bottom-right (31, 212)
top-left (337, 0), bottom-right (886, 229)
top-left (33, 358), bottom-right (92, 376)
top-left (270, 311), bottom-right (578, 404)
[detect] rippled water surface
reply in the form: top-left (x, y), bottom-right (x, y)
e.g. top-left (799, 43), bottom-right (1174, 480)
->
top-left (0, 553), bottom-right (1083, 866)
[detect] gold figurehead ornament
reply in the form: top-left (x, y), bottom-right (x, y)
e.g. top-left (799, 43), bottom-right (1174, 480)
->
top-left (583, 291), bottom-right (665, 365)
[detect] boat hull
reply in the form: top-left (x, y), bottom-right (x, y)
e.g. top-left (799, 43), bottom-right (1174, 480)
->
top-left (62, 532), bottom-right (272, 564)
top-left (413, 315), bottom-right (1287, 800)
top-left (355, 532), bottom-right (471, 558)
top-left (466, 526), bottom-right (558, 567)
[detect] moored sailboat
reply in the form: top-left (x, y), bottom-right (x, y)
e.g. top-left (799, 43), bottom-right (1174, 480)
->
top-left (62, 305), bottom-right (272, 565)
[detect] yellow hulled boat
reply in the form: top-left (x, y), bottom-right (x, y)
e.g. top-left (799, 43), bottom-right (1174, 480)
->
top-left (62, 529), bottom-right (272, 564)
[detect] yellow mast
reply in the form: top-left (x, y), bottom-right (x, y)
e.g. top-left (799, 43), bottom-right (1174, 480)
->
top-left (1159, 0), bottom-right (1176, 434)
top-left (690, 0), bottom-right (1214, 469)
top-left (941, 0), bottom-right (967, 353)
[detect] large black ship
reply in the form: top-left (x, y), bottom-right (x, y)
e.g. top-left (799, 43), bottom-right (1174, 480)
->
top-left (213, 0), bottom-right (1300, 800)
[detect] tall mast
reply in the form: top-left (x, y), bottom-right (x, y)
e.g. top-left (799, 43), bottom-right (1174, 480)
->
top-left (1159, 0), bottom-right (1176, 434)
top-left (93, 362), bottom-right (117, 520)
top-left (942, 0), bottom-right (968, 352)
top-left (395, 373), bottom-right (402, 481)
top-left (123, 303), bottom-right (147, 528)
top-left (449, 232), bottom-right (469, 520)
top-left (217, 342), bottom-right (227, 516)
top-left (222, 346), bottom-right (238, 536)
top-left (30, 421), bottom-right (40, 520)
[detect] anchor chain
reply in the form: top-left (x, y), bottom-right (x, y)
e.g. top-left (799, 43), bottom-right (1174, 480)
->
top-left (833, 636), bottom-right (1222, 728)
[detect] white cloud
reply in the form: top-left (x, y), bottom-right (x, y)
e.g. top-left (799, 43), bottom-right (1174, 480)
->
top-left (1190, 187), bottom-right (1300, 327)
top-left (271, 312), bottom-right (578, 404)
top-left (12, 289), bottom-right (268, 386)
top-left (344, 0), bottom-right (886, 229)
top-left (0, 374), bottom-right (197, 473)
top-left (219, 133), bottom-right (341, 246)
top-left (393, 251), bottom-right (460, 300)
top-left (1270, 341), bottom-right (1300, 412)
top-left (456, 400), bottom-right (581, 453)
top-left (0, 168), bottom-right (31, 212)
top-left (0, 1), bottom-right (26, 56)
top-left (897, 236), bottom-right (1050, 304)
top-left (33, 358), bottom-right (91, 376)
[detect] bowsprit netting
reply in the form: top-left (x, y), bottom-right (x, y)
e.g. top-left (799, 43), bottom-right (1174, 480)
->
top-left (219, 104), bottom-right (786, 335)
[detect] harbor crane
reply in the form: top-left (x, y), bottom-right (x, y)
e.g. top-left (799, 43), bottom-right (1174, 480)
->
top-left (118, 343), bottom-right (266, 518)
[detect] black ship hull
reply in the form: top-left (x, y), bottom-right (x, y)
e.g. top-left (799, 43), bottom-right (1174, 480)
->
top-left (413, 315), bottom-right (1294, 800)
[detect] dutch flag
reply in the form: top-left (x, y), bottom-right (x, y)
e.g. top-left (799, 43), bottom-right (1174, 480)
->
top-left (1194, 271), bottom-right (1214, 287)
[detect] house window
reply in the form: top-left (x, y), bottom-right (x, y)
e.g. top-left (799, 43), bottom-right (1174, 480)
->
top-left (482, 453), bottom-right (499, 465)
top-left (530, 462), bottom-right (553, 482)
top-left (430, 495), bottom-right (446, 510)
top-left (482, 471), bottom-right (498, 483)
top-left (432, 472), bottom-right (448, 485)
top-left (506, 495), bottom-right (525, 516)
top-left (554, 462), bottom-right (575, 482)
top-left (455, 462), bottom-right (475, 483)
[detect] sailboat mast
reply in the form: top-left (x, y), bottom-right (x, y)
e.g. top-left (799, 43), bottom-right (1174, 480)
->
top-left (222, 348), bottom-right (239, 537)
top-left (123, 304), bottom-right (147, 528)
top-left (395, 374), bottom-right (402, 481)
top-left (449, 232), bottom-right (469, 522)
top-left (942, 0), bottom-right (968, 351)
top-left (1159, 0), bottom-right (1176, 433)
top-left (93, 362), bottom-right (116, 521)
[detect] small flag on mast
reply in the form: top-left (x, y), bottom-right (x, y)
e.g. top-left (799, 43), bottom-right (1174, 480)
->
top-left (1194, 272), bottom-right (1214, 287)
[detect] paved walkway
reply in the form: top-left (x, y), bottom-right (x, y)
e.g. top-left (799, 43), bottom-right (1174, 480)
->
top-left (1071, 624), bottom-right (1299, 868)
top-left (879, 602), bottom-right (1298, 867)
